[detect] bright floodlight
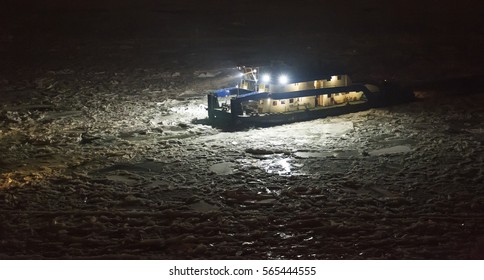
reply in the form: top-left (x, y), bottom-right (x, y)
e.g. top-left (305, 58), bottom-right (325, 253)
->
top-left (278, 74), bottom-right (288, 84)
top-left (262, 74), bottom-right (271, 83)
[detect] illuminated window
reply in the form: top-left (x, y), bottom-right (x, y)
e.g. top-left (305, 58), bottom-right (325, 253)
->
top-left (289, 98), bottom-right (294, 103)
top-left (272, 101), bottom-right (277, 106)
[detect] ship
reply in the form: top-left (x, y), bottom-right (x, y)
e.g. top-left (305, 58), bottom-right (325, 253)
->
top-left (207, 66), bottom-right (414, 129)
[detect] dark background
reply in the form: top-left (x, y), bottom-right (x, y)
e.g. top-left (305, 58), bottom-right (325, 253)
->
top-left (2, 0), bottom-right (484, 83)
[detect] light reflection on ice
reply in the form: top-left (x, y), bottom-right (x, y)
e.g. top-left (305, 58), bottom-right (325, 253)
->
top-left (260, 157), bottom-right (301, 176)
top-left (264, 158), bottom-right (291, 175)
top-left (236, 156), bottom-right (304, 176)
top-left (192, 113), bottom-right (364, 177)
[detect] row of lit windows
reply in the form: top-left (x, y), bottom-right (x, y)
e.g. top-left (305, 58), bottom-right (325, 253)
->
top-left (264, 91), bottom-right (356, 106)
top-left (270, 98), bottom-right (298, 106)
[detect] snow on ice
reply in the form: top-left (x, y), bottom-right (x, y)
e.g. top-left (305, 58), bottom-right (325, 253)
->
top-left (1, 82), bottom-right (484, 258)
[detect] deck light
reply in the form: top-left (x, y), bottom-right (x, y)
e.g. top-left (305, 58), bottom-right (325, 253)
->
top-left (278, 74), bottom-right (288, 84)
top-left (262, 74), bottom-right (271, 83)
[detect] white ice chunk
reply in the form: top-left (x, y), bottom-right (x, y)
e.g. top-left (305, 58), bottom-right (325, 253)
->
top-left (369, 145), bottom-right (412, 156)
top-left (291, 121), bottom-right (353, 136)
top-left (319, 121), bottom-right (354, 136)
top-left (294, 152), bottom-right (330, 158)
top-left (209, 162), bottom-right (235, 175)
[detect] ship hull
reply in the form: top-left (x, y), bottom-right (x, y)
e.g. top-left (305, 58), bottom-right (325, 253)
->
top-left (209, 100), bottom-right (371, 129)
